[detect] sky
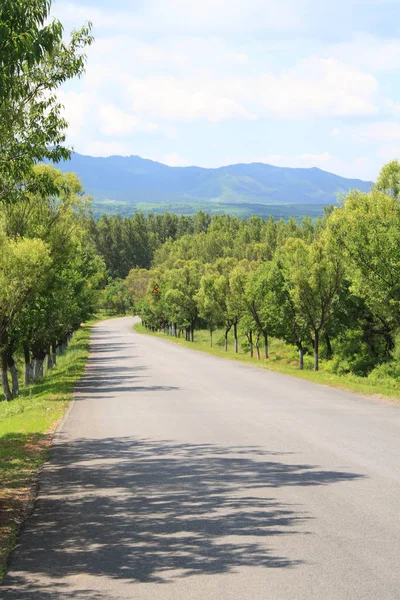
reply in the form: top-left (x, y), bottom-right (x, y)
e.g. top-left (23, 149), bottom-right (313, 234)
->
top-left (52, 0), bottom-right (400, 180)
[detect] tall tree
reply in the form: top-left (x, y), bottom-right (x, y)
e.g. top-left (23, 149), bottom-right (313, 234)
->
top-left (0, 235), bottom-right (51, 399)
top-left (281, 237), bottom-right (343, 371)
top-left (0, 0), bottom-right (93, 202)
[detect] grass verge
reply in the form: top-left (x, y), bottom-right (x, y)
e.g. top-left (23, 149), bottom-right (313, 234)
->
top-left (0, 314), bottom-right (109, 580)
top-left (134, 323), bottom-right (400, 402)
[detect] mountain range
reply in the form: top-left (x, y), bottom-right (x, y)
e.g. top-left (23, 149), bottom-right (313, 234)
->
top-left (57, 152), bottom-right (372, 217)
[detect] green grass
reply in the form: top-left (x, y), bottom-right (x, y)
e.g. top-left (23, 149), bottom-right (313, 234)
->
top-left (134, 323), bottom-right (400, 402)
top-left (0, 314), bottom-right (113, 579)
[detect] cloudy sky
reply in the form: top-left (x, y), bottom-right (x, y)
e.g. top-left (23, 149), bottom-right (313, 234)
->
top-left (52, 0), bottom-right (400, 180)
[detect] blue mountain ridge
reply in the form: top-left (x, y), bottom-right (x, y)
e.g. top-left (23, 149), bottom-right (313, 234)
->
top-left (57, 152), bottom-right (373, 206)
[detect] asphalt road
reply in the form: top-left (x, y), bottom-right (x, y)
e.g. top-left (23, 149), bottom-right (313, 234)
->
top-left (2, 317), bottom-right (400, 599)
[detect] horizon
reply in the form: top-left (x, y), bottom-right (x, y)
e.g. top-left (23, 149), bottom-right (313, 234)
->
top-left (52, 0), bottom-right (400, 181)
top-left (67, 150), bottom-right (375, 182)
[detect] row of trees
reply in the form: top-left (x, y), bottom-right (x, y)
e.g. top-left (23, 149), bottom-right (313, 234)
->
top-left (126, 162), bottom-right (400, 378)
top-left (0, 165), bottom-right (104, 400)
top-left (0, 1), bottom-right (103, 400)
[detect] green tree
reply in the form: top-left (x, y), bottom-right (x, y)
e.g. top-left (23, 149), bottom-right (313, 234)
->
top-left (330, 186), bottom-right (400, 336)
top-left (281, 237), bottom-right (343, 371)
top-left (163, 260), bottom-right (203, 341)
top-left (102, 279), bottom-right (132, 315)
top-left (0, 0), bottom-right (93, 201)
top-left (196, 268), bottom-right (225, 347)
top-left (0, 235), bottom-right (51, 399)
top-left (375, 160), bottom-right (400, 198)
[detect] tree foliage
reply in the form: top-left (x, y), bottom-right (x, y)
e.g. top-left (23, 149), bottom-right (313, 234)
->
top-left (124, 162), bottom-right (400, 378)
top-left (0, 0), bottom-right (93, 202)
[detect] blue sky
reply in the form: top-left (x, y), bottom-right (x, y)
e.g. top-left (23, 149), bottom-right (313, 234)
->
top-left (52, 0), bottom-right (400, 180)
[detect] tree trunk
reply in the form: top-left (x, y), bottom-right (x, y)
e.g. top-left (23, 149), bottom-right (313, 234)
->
top-left (325, 332), bottom-right (333, 360)
top-left (191, 326), bottom-right (194, 343)
top-left (1, 352), bottom-right (12, 401)
top-left (299, 346), bottom-right (304, 370)
top-left (255, 333), bottom-right (260, 360)
top-left (234, 322), bottom-right (238, 353)
top-left (51, 340), bottom-right (57, 367)
top-left (23, 345), bottom-right (31, 387)
top-left (210, 329), bottom-right (213, 348)
top-left (33, 357), bottom-right (45, 381)
top-left (225, 329), bottom-right (229, 351)
top-left (263, 331), bottom-right (269, 359)
top-left (46, 344), bottom-right (53, 370)
top-left (10, 363), bottom-right (19, 396)
top-left (249, 330), bottom-right (253, 358)
top-left (314, 331), bottom-right (319, 372)
top-left (24, 363), bottom-right (30, 387)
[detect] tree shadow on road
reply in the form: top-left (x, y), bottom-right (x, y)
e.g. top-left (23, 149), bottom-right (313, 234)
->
top-left (1, 436), bottom-right (365, 598)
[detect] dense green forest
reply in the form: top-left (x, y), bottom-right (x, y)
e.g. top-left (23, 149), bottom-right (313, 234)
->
top-left (94, 160), bottom-right (400, 384)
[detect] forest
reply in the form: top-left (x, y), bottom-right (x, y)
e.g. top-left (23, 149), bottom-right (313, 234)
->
top-left (93, 160), bottom-right (400, 384)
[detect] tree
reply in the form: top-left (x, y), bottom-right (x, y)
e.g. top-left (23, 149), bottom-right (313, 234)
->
top-left (228, 261), bottom-right (252, 354)
top-left (375, 160), bottom-right (400, 198)
top-left (201, 258), bottom-right (238, 352)
top-left (102, 279), bottom-right (132, 315)
top-left (0, 0), bottom-right (93, 202)
top-left (1, 165), bottom-right (104, 391)
top-left (163, 260), bottom-right (203, 341)
top-left (196, 268), bottom-right (225, 347)
top-left (126, 268), bottom-right (152, 308)
top-left (254, 258), bottom-right (309, 369)
top-left (281, 237), bottom-right (343, 371)
top-left (329, 186), bottom-right (400, 334)
top-left (0, 235), bottom-right (51, 399)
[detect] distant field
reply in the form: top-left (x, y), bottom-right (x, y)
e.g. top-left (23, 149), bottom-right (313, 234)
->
top-left (91, 200), bottom-right (329, 220)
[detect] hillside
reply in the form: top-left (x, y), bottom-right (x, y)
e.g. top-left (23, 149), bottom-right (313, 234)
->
top-left (58, 153), bottom-right (372, 212)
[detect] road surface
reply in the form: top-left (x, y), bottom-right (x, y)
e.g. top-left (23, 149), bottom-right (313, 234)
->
top-left (2, 317), bottom-right (400, 599)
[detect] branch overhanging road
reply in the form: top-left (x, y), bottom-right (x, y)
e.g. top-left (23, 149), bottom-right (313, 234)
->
top-left (2, 316), bottom-right (400, 599)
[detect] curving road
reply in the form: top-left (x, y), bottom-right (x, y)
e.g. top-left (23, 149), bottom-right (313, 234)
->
top-left (2, 316), bottom-right (400, 599)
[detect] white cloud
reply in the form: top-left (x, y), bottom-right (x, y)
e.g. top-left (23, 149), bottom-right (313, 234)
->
top-left (162, 153), bottom-right (191, 167)
top-left (82, 140), bottom-right (135, 157)
top-left (98, 104), bottom-right (159, 136)
top-left (53, 0), bottom-right (305, 34)
top-left (110, 57), bottom-right (378, 124)
top-left (385, 99), bottom-right (400, 116)
top-left (125, 77), bottom-right (256, 122)
top-left (345, 122), bottom-right (400, 143)
top-left (329, 34), bottom-right (400, 71)
top-left (86, 35), bottom-right (250, 77)
top-left (256, 57), bottom-right (378, 118)
top-left (57, 90), bottom-right (90, 137)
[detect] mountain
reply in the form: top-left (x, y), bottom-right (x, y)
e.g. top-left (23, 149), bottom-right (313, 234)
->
top-left (57, 152), bottom-right (372, 212)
